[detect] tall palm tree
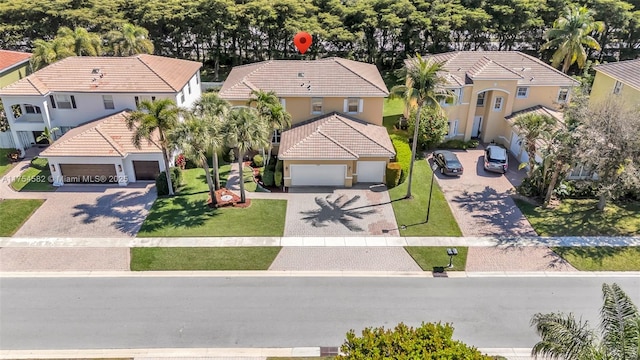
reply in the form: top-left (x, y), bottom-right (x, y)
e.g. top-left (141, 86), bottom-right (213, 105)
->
top-left (169, 114), bottom-right (222, 203)
top-left (531, 283), bottom-right (640, 360)
top-left (541, 5), bottom-right (605, 74)
top-left (513, 113), bottom-right (556, 178)
top-left (107, 23), bottom-right (154, 56)
top-left (192, 92), bottom-right (231, 190)
top-left (248, 90), bottom-right (291, 164)
top-left (126, 99), bottom-right (181, 196)
top-left (222, 107), bottom-right (270, 203)
top-left (390, 54), bottom-right (449, 199)
top-left (30, 38), bottom-right (75, 70)
top-left (56, 27), bottom-right (102, 56)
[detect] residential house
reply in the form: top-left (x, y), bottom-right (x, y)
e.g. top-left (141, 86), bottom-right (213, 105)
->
top-left (415, 51), bottom-right (579, 162)
top-left (590, 59), bottom-right (640, 107)
top-left (219, 58), bottom-right (395, 187)
top-left (0, 54), bottom-right (202, 186)
top-left (0, 50), bottom-right (32, 148)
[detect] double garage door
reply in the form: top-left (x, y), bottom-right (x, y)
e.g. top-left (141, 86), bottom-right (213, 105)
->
top-left (289, 161), bottom-right (385, 186)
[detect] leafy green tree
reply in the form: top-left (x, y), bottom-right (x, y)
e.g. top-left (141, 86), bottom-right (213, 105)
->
top-left (541, 5), bottom-right (605, 73)
top-left (30, 38), bottom-right (75, 70)
top-left (513, 113), bottom-right (556, 178)
top-left (390, 54), bottom-right (449, 199)
top-left (192, 92), bottom-right (231, 190)
top-left (407, 106), bottom-right (448, 149)
top-left (107, 23), bottom-right (154, 56)
top-left (126, 99), bottom-right (181, 196)
top-left (248, 90), bottom-right (291, 164)
top-left (0, 101), bottom-right (9, 133)
top-left (531, 283), bottom-right (640, 360)
top-left (484, 0), bottom-right (545, 50)
top-left (222, 107), bottom-right (270, 203)
top-left (56, 26), bottom-right (102, 56)
top-left (169, 114), bottom-right (222, 203)
top-left (338, 322), bottom-right (494, 359)
top-left (586, 0), bottom-right (634, 61)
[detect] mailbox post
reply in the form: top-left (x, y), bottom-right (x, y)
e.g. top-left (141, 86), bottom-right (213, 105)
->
top-left (447, 248), bottom-right (458, 268)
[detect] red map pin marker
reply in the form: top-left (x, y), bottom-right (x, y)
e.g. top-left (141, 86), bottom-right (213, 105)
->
top-left (294, 32), bottom-right (312, 54)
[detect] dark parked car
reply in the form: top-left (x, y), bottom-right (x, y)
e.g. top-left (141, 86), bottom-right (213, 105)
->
top-left (433, 150), bottom-right (464, 176)
top-left (484, 145), bottom-right (508, 174)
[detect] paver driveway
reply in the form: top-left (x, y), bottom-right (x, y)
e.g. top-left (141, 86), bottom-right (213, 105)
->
top-left (431, 146), bottom-right (537, 237)
top-left (284, 184), bottom-right (399, 236)
top-left (13, 183), bottom-right (156, 238)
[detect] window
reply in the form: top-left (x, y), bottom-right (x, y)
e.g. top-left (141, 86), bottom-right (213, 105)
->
top-left (442, 88), bottom-right (461, 106)
top-left (446, 120), bottom-right (459, 138)
top-left (493, 96), bottom-right (503, 111)
top-left (196, 73), bottom-right (200, 84)
top-left (279, 98), bottom-right (286, 110)
top-left (311, 97), bottom-right (323, 114)
top-left (613, 81), bottom-right (623, 95)
top-left (557, 88), bottom-right (569, 103)
top-left (24, 104), bottom-right (41, 114)
top-left (346, 98), bottom-right (360, 113)
top-left (271, 130), bottom-right (281, 144)
top-left (181, 92), bottom-right (185, 104)
top-left (134, 96), bottom-right (140, 107)
top-left (54, 95), bottom-right (76, 109)
top-left (60, 126), bottom-right (73, 135)
top-left (516, 87), bottom-right (529, 98)
top-left (102, 95), bottom-right (115, 110)
top-left (187, 82), bottom-right (191, 95)
top-left (151, 96), bottom-right (156, 101)
top-left (476, 92), bottom-right (486, 107)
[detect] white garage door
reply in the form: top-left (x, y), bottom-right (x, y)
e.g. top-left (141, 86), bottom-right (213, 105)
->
top-left (290, 164), bottom-right (345, 186)
top-left (357, 161), bottom-right (385, 183)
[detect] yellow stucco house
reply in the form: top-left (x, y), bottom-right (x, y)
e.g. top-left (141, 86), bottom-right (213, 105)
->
top-left (219, 58), bottom-right (395, 187)
top-left (415, 51), bottom-right (579, 161)
top-left (0, 50), bottom-right (32, 89)
top-left (590, 59), bottom-right (640, 107)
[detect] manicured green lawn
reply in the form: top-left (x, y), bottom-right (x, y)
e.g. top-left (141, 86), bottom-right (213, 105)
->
top-left (389, 159), bottom-right (462, 236)
top-left (10, 157), bottom-right (55, 191)
top-left (179, 165), bottom-right (257, 194)
top-left (383, 98), bottom-right (409, 137)
top-left (130, 247), bottom-right (282, 270)
top-left (0, 199), bottom-right (44, 236)
top-left (383, 97), bottom-right (404, 117)
top-left (552, 247), bottom-right (640, 271)
top-left (515, 199), bottom-right (640, 236)
top-left (0, 149), bottom-right (15, 178)
top-left (405, 246), bottom-right (468, 271)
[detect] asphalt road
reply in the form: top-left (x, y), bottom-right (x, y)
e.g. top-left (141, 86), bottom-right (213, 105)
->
top-left (1, 276), bottom-right (639, 350)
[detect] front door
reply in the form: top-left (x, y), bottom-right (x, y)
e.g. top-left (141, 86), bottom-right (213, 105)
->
top-left (472, 116), bottom-right (482, 138)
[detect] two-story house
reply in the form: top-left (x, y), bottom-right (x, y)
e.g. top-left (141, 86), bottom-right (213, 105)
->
top-left (219, 57), bottom-right (395, 187)
top-left (415, 51), bottom-right (579, 163)
top-left (590, 59), bottom-right (640, 107)
top-left (0, 54), bottom-right (202, 186)
top-left (0, 50), bottom-right (32, 149)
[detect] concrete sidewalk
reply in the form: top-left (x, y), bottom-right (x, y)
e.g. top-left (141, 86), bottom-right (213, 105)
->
top-left (2, 236), bottom-right (639, 247)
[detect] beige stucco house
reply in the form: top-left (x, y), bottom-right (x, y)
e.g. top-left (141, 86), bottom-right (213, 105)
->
top-left (219, 57), bottom-right (395, 187)
top-left (415, 51), bottom-right (579, 161)
top-left (590, 59), bottom-right (640, 107)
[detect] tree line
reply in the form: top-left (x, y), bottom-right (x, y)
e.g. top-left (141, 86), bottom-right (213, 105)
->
top-left (1, 0), bottom-right (639, 77)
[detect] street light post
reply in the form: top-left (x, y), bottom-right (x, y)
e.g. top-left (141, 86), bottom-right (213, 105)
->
top-left (426, 163), bottom-right (437, 223)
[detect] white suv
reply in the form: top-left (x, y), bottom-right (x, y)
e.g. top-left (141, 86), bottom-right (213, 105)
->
top-left (484, 145), bottom-right (508, 174)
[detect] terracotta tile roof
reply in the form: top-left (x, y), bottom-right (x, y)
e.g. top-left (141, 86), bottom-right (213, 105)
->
top-left (219, 57), bottom-right (389, 99)
top-left (594, 59), bottom-right (640, 91)
top-left (420, 51), bottom-right (579, 87)
top-left (0, 50), bottom-right (31, 73)
top-left (505, 105), bottom-right (566, 150)
top-left (0, 54), bottom-right (201, 95)
top-left (278, 112), bottom-right (395, 160)
top-left (40, 110), bottom-right (162, 157)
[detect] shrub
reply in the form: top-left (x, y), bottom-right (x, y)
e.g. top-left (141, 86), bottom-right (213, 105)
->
top-left (391, 135), bottom-right (411, 184)
top-left (6, 148), bottom-right (21, 162)
top-left (385, 162), bottom-right (402, 188)
top-left (171, 166), bottom-right (183, 186)
top-left (275, 159), bottom-right (284, 172)
top-left (467, 139), bottom-right (479, 148)
top-left (274, 169), bottom-right (283, 187)
top-left (252, 154), bottom-right (264, 167)
top-left (438, 139), bottom-right (480, 150)
top-left (222, 147), bottom-right (235, 163)
top-left (156, 169), bottom-right (180, 196)
top-left (262, 167), bottom-right (275, 187)
top-left (407, 107), bottom-right (449, 149)
top-left (175, 154), bottom-right (186, 169)
top-left (557, 180), bottom-right (598, 199)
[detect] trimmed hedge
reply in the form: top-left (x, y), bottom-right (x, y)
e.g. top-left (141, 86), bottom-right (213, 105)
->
top-left (386, 162), bottom-right (402, 188)
top-left (253, 154), bottom-right (264, 167)
top-left (156, 167), bottom-right (182, 196)
top-left (438, 139), bottom-right (479, 150)
top-left (263, 167), bottom-right (275, 187)
top-left (391, 134), bottom-right (412, 184)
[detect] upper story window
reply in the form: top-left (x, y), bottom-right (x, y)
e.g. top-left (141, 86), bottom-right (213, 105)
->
top-left (442, 88), bottom-right (462, 106)
top-left (476, 92), bottom-right (486, 107)
top-left (311, 97), bottom-right (323, 114)
top-left (24, 104), bottom-right (41, 114)
top-left (271, 130), bottom-right (281, 144)
top-left (135, 96), bottom-right (156, 108)
top-left (135, 96), bottom-right (140, 107)
top-left (279, 98), bottom-right (286, 110)
top-left (493, 96), bottom-right (504, 111)
top-left (187, 82), bottom-right (191, 95)
top-left (516, 87), bottom-right (529, 98)
top-left (196, 73), bottom-right (200, 84)
top-left (102, 95), bottom-right (115, 110)
top-left (557, 88), bottom-right (569, 103)
top-left (180, 92), bottom-right (185, 104)
top-left (613, 81), bottom-right (623, 95)
top-left (345, 98), bottom-right (362, 113)
top-left (50, 94), bottom-right (76, 109)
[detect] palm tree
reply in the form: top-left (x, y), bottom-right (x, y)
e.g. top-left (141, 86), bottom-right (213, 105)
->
top-left (390, 54), bottom-right (449, 199)
top-left (169, 114), bottom-right (222, 204)
top-left (192, 92), bottom-right (231, 190)
top-left (541, 5), bottom-right (605, 74)
top-left (222, 107), bottom-right (270, 203)
top-left (36, 126), bottom-right (60, 145)
top-left (107, 23), bottom-right (154, 56)
top-left (31, 38), bottom-right (75, 70)
top-left (56, 27), bottom-right (102, 56)
top-left (531, 283), bottom-right (640, 360)
top-left (248, 90), bottom-right (291, 164)
top-left (513, 113), bottom-right (556, 178)
top-left (126, 99), bottom-right (181, 196)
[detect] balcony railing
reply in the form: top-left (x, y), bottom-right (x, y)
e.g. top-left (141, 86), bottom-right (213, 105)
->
top-left (14, 113), bottom-right (44, 123)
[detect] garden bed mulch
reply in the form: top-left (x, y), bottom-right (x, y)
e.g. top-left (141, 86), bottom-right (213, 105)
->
top-left (208, 188), bottom-right (251, 208)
